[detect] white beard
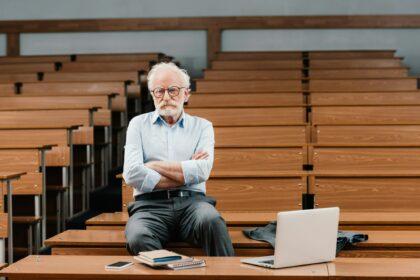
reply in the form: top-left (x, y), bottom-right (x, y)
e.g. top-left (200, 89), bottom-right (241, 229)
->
top-left (156, 101), bottom-right (183, 118)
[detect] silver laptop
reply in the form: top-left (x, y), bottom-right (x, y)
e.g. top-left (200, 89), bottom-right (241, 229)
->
top-left (241, 207), bottom-right (339, 269)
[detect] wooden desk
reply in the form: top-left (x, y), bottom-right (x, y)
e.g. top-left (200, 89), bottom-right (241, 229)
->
top-left (328, 258), bottom-right (420, 279)
top-left (0, 255), bottom-right (328, 280)
top-left (3, 256), bottom-right (420, 280)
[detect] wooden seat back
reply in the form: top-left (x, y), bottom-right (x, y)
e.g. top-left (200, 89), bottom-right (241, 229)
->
top-left (196, 80), bottom-right (302, 92)
top-left (309, 78), bottom-right (417, 91)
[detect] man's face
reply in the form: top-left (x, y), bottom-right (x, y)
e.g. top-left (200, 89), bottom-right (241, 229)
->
top-left (150, 69), bottom-right (190, 118)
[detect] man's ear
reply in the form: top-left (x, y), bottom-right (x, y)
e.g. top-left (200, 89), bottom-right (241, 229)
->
top-left (184, 89), bottom-right (191, 103)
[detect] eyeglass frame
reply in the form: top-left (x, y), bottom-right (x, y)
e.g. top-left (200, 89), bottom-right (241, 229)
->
top-left (150, 86), bottom-right (188, 98)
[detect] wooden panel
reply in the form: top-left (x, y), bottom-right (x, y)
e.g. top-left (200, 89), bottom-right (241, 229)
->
top-left (196, 80), bottom-right (302, 92)
top-left (206, 178), bottom-right (304, 211)
top-left (308, 50), bottom-right (396, 59)
top-left (314, 125), bottom-right (420, 145)
top-left (110, 96), bottom-right (127, 111)
top-left (45, 146), bottom-right (70, 167)
top-left (0, 55), bottom-right (71, 64)
top-left (310, 59), bottom-right (402, 68)
top-left (1, 177), bottom-right (40, 195)
top-left (0, 129), bottom-right (68, 146)
top-left (312, 147), bottom-right (420, 172)
top-left (0, 96), bottom-right (109, 111)
top-left (211, 60), bottom-right (302, 70)
top-left (43, 71), bottom-right (139, 83)
top-left (121, 182), bottom-right (132, 210)
top-left (0, 110), bottom-right (91, 128)
top-left (204, 70), bottom-right (302, 80)
top-left (215, 126), bottom-right (308, 147)
top-left (22, 82), bottom-right (125, 96)
top-left (93, 109), bottom-right (111, 126)
top-left (61, 61), bottom-right (150, 72)
top-left (312, 106), bottom-right (420, 125)
top-left (0, 62), bottom-right (56, 74)
top-left (1, 172), bottom-right (42, 195)
top-left (186, 107), bottom-right (306, 126)
top-left (72, 127), bottom-right (94, 145)
top-left (213, 148), bottom-right (305, 173)
top-left (310, 79), bottom-right (417, 91)
top-left (0, 149), bottom-right (40, 172)
top-left (313, 177), bottom-right (420, 211)
top-left (0, 73), bottom-right (38, 83)
top-left (0, 213), bottom-right (7, 238)
top-left (310, 91), bottom-right (420, 106)
top-left (215, 51), bottom-right (302, 60)
top-left (75, 53), bottom-right (161, 62)
top-left (0, 84), bottom-right (16, 95)
top-left (187, 93), bottom-right (304, 108)
top-left (309, 68), bottom-right (408, 79)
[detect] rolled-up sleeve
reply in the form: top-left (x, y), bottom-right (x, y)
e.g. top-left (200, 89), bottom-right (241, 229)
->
top-left (123, 119), bottom-right (161, 193)
top-left (181, 122), bottom-right (214, 185)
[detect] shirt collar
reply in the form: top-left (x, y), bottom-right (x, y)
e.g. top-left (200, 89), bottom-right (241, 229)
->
top-left (151, 110), bottom-right (185, 128)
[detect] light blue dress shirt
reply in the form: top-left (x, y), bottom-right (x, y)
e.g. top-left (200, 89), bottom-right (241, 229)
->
top-left (123, 110), bottom-right (214, 197)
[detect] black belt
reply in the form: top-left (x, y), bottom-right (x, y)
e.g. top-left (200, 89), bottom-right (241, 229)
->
top-left (135, 189), bottom-right (204, 201)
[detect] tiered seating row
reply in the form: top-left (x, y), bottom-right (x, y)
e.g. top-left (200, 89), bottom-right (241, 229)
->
top-left (59, 50), bottom-right (420, 258)
top-left (0, 52), bottom-right (173, 264)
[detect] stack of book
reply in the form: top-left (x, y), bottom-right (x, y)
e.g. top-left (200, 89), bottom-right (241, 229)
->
top-left (134, 249), bottom-right (206, 270)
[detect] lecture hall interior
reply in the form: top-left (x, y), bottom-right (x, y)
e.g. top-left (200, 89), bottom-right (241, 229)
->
top-left (0, 0), bottom-right (420, 279)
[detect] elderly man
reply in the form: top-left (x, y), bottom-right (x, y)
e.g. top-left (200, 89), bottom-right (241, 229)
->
top-left (123, 62), bottom-right (234, 256)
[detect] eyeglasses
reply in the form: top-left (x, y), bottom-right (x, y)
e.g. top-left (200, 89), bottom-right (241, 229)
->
top-left (151, 86), bottom-right (187, 98)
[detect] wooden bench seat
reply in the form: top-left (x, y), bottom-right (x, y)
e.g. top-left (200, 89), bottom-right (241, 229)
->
top-left (309, 68), bottom-right (408, 78)
top-left (204, 70), bottom-right (303, 80)
top-left (312, 105), bottom-right (420, 125)
top-left (310, 58), bottom-right (403, 68)
top-left (42, 71), bottom-right (140, 83)
top-left (215, 50), bottom-right (397, 60)
top-left (0, 63), bottom-right (57, 74)
top-left (0, 53), bottom-right (164, 64)
top-left (185, 107), bottom-right (306, 126)
top-left (310, 91), bottom-right (420, 106)
top-left (73, 52), bottom-right (164, 62)
top-left (86, 211), bottom-right (420, 231)
top-left (308, 50), bottom-right (396, 59)
top-left (186, 93), bottom-right (305, 107)
top-left (215, 51), bottom-right (302, 60)
top-left (0, 73), bottom-right (38, 83)
top-left (60, 61), bottom-right (150, 72)
top-left (203, 69), bottom-right (408, 80)
top-left (312, 125), bottom-right (420, 145)
top-left (44, 229), bottom-right (420, 258)
top-left (0, 172), bottom-right (26, 264)
top-left (0, 55), bottom-right (71, 64)
top-left (309, 78), bottom-right (417, 91)
top-left (196, 79), bottom-right (302, 92)
top-left (0, 95), bottom-right (126, 112)
top-left (211, 60), bottom-right (303, 70)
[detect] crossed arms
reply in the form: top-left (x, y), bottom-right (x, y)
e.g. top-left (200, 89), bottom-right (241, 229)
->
top-left (123, 120), bottom-right (215, 193)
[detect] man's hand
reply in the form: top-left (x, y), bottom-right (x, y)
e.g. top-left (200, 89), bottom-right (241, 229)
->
top-left (192, 151), bottom-right (209, 160)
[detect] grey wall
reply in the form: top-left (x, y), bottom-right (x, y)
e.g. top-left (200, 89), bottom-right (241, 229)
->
top-left (0, 34), bottom-right (5, 56)
top-left (1, 0), bottom-right (420, 76)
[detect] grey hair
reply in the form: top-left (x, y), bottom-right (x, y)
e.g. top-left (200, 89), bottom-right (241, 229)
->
top-left (147, 62), bottom-right (191, 91)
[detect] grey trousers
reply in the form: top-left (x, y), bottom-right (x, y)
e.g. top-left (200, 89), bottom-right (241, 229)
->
top-left (125, 194), bottom-right (235, 256)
